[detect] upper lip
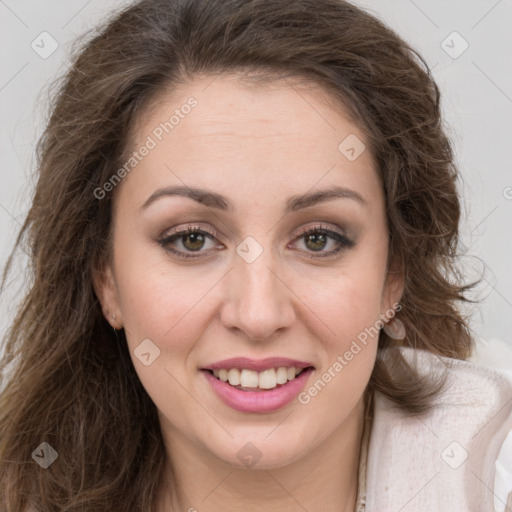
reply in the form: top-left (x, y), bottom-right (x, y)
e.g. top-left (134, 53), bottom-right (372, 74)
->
top-left (203, 357), bottom-right (314, 372)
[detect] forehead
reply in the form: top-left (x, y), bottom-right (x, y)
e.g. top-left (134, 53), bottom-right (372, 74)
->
top-left (117, 73), bottom-right (381, 213)
top-left (136, 73), bottom-right (362, 149)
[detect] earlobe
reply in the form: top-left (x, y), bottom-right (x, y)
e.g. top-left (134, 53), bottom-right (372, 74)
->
top-left (92, 263), bottom-right (123, 330)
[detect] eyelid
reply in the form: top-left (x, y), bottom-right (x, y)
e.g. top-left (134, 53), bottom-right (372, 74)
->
top-left (292, 222), bottom-right (347, 239)
top-left (160, 223), bottom-right (219, 240)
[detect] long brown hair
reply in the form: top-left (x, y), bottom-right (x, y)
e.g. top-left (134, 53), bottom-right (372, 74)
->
top-left (0, 0), bottom-right (475, 509)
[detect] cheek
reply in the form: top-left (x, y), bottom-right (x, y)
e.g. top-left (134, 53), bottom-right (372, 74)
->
top-left (117, 270), bottom-right (209, 352)
top-left (299, 277), bottom-right (382, 388)
top-left (115, 263), bottom-right (209, 413)
top-left (296, 265), bottom-right (384, 410)
top-left (111, 237), bottom-right (207, 353)
top-left (300, 248), bottom-right (387, 348)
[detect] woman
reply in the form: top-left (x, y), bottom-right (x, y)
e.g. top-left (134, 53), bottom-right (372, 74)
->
top-left (1, 0), bottom-right (511, 510)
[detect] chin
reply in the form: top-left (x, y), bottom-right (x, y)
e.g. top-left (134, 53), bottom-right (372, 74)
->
top-left (204, 431), bottom-right (314, 471)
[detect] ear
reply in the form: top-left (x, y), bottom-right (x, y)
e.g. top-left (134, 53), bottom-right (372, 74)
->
top-left (92, 260), bottom-right (123, 330)
top-left (381, 259), bottom-right (405, 315)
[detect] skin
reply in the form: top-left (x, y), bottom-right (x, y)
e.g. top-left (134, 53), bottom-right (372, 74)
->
top-left (94, 73), bottom-right (403, 512)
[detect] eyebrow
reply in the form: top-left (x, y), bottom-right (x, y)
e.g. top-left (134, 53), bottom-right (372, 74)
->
top-left (140, 184), bottom-right (368, 213)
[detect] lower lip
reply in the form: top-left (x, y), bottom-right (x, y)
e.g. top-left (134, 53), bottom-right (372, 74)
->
top-left (202, 368), bottom-right (313, 413)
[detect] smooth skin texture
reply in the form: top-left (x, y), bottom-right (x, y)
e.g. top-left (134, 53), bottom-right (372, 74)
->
top-left (94, 73), bottom-right (404, 512)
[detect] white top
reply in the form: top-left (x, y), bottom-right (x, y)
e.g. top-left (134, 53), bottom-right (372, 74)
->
top-left (359, 346), bottom-right (512, 512)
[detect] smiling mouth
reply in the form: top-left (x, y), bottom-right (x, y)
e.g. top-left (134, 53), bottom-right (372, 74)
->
top-left (205, 366), bottom-right (313, 392)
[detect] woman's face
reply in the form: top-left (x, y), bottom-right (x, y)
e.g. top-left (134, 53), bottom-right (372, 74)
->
top-left (95, 73), bottom-right (403, 470)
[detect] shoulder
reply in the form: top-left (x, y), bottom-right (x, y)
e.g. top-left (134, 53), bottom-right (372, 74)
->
top-left (365, 345), bottom-right (512, 512)
top-left (401, 343), bottom-right (512, 405)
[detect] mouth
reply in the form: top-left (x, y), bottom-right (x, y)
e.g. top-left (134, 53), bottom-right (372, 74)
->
top-left (202, 364), bottom-right (315, 413)
top-left (203, 365), bottom-right (314, 392)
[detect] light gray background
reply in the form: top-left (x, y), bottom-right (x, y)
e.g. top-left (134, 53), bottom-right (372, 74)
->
top-left (1, 0), bottom-right (511, 348)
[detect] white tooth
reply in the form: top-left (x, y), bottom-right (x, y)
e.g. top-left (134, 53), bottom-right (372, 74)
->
top-left (276, 367), bottom-right (288, 385)
top-left (240, 369), bottom-right (259, 387)
top-left (295, 367), bottom-right (303, 376)
top-left (218, 369), bottom-right (229, 382)
top-left (287, 367), bottom-right (296, 380)
top-left (258, 369), bottom-right (277, 389)
top-left (228, 368), bottom-right (241, 386)
top-left (213, 369), bottom-right (220, 378)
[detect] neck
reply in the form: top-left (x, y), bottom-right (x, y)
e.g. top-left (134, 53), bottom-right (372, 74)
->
top-left (156, 397), bottom-right (366, 512)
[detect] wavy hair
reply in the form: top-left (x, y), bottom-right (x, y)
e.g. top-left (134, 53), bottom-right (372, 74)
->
top-left (0, 0), bottom-right (475, 509)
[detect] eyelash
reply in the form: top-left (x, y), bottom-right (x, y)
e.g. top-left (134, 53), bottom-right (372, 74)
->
top-left (158, 224), bottom-right (355, 260)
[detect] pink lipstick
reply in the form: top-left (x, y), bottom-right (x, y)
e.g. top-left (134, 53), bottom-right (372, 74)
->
top-left (201, 357), bottom-right (314, 413)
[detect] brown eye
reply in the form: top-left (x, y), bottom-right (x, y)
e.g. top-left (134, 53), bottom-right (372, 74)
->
top-left (158, 227), bottom-right (221, 259)
top-left (181, 232), bottom-right (207, 251)
top-left (292, 226), bottom-right (355, 258)
top-left (304, 232), bottom-right (328, 251)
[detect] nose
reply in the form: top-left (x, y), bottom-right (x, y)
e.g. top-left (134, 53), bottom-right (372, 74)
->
top-left (219, 246), bottom-right (296, 342)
